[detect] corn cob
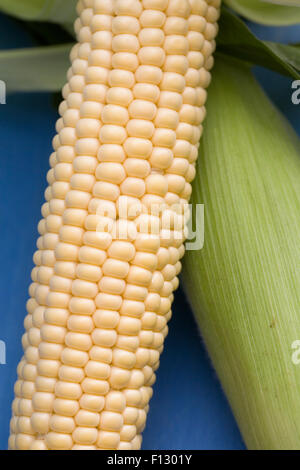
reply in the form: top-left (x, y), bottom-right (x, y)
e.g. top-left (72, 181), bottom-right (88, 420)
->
top-left (9, 0), bottom-right (220, 450)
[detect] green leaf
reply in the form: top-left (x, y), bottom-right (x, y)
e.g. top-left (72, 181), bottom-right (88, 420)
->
top-left (183, 56), bottom-right (300, 450)
top-left (0, 43), bottom-right (73, 92)
top-left (224, 0), bottom-right (300, 25)
top-left (263, 0), bottom-right (300, 6)
top-left (0, 0), bottom-right (77, 24)
top-left (218, 8), bottom-right (300, 79)
top-left (267, 42), bottom-right (300, 72)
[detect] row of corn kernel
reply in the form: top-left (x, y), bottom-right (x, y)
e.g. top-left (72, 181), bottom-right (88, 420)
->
top-left (108, 0), bottom-right (191, 440)
top-left (29, 0), bottom-right (117, 451)
top-left (9, 0), bottom-right (89, 447)
top-left (122, 0), bottom-right (187, 431)
top-left (134, 0), bottom-right (220, 414)
top-left (36, 0), bottom-right (175, 450)
top-left (9, 0), bottom-right (96, 450)
top-left (106, 0), bottom-right (170, 448)
top-left (69, 0), bottom-right (167, 449)
top-left (100, 0), bottom-right (193, 445)
top-left (28, 0), bottom-right (151, 450)
top-left (155, 0), bottom-right (220, 354)
top-left (66, 0), bottom-right (166, 449)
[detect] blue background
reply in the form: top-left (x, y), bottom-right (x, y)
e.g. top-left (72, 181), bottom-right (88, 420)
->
top-left (0, 13), bottom-right (298, 450)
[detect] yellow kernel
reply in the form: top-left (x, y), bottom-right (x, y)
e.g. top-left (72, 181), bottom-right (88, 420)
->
top-left (106, 87), bottom-right (133, 107)
top-left (76, 263), bottom-right (102, 282)
top-left (68, 297), bottom-right (96, 317)
top-left (133, 83), bottom-right (160, 103)
top-left (109, 69), bottom-right (135, 88)
top-left (99, 276), bottom-right (126, 295)
top-left (59, 365), bottom-right (85, 383)
top-left (75, 410), bottom-right (100, 427)
top-left (112, 16), bottom-right (140, 35)
top-left (124, 158), bottom-right (150, 179)
top-left (96, 162), bottom-right (126, 184)
top-left (93, 181), bottom-right (120, 201)
top-left (93, 309), bottom-right (120, 329)
top-left (101, 104), bottom-right (129, 126)
top-left (138, 46), bottom-right (165, 67)
top-left (91, 14), bottom-right (112, 33)
top-left (73, 427), bottom-right (98, 445)
top-left (65, 332), bottom-right (93, 351)
top-left (39, 342), bottom-right (63, 360)
top-left (123, 406), bottom-right (139, 424)
top-left (46, 432), bottom-right (73, 450)
top-left (85, 360), bottom-right (110, 379)
top-left (108, 240), bottom-right (136, 262)
top-left (99, 125), bottom-right (127, 145)
top-left (72, 279), bottom-right (98, 299)
top-left (53, 398), bottom-right (79, 417)
top-left (161, 72), bottom-right (185, 92)
top-left (112, 349), bottom-right (136, 369)
top-left (149, 147), bottom-right (173, 170)
top-left (115, 0), bottom-right (142, 17)
top-left (121, 177), bottom-right (146, 198)
top-left (112, 34), bottom-right (139, 54)
top-left (167, 0), bottom-right (191, 17)
top-left (135, 65), bottom-right (162, 85)
top-left (152, 128), bottom-right (176, 148)
top-left (80, 394), bottom-right (105, 412)
top-left (92, 328), bottom-right (117, 348)
top-left (89, 345), bottom-right (112, 363)
top-left (139, 28), bottom-right (164, 47)
top-left (98, 144), bottom-right (125, 163)
top-left (129, 100), bottom-right (157, 121)
top-left (124, 137), bottom-right (153, 159)
top-left (105, 391), bottom-right (127, 413)
top-left (15, 434), bottom-right (34, 450)
top-left (50, 415), bottom-right (75, 434)
top-left (120, 424), bottom-right (137, 442)
top-left (31, 412), bottom-right (50, 434)
top-left (32, 392), bottom-right (55, 412)
top-left (55, 381), bottom-right (82, 400)
top-left (123, 284), bottom-right (148, 301)
top-left (164, 17), bottom-right (188, 35)
top-left (127, 119), bottom-right (155, 139)
top-left (97, 430), bottom-right (120, 449)
top-left (92, 30), bottom-right (112, 50)
top-left (143, 0), bottom-right (168, 10)
top-left (140, 10), bottom-right (165, 28)
top-left (61, 347), bottom-right (89, 368)
top-left (146, 174), bottom-right (168, 196)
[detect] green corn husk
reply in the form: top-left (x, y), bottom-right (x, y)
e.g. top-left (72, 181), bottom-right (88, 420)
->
top-left (183, 57), bottom-right (300, 450)
top-left (0, 44), bottom-right (72, 93)
top-left (224, 0), bottom-right (300, 25)
top-left (0, 0), bottom-right (77, 23)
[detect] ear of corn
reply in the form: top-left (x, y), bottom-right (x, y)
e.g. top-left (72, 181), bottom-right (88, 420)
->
top-left (183, 56), bottom-right (300, 450)
top-left (9, 0), bottom-right (220, 450)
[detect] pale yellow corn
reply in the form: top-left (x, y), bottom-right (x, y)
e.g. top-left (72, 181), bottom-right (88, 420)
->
top-left (9, 0), bottom-right (220, 450)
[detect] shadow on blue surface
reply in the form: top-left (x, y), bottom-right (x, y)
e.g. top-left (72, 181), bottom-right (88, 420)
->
top-left (0, 13), bottom-right (298, 451)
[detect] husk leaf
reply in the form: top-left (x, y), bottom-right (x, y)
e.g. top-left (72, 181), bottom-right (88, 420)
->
top-left (224, 0), bottom-right (300, 25)
top-left (183, 57), bottom-right (300, 450)
top-left (0, 0), bottom-right (77, 23)
top-left (0, 43), bottom-right (72, 93)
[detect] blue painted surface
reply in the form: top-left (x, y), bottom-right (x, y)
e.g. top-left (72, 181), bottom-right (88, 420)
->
top-left (0, 13), bottom-right (298, 451)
